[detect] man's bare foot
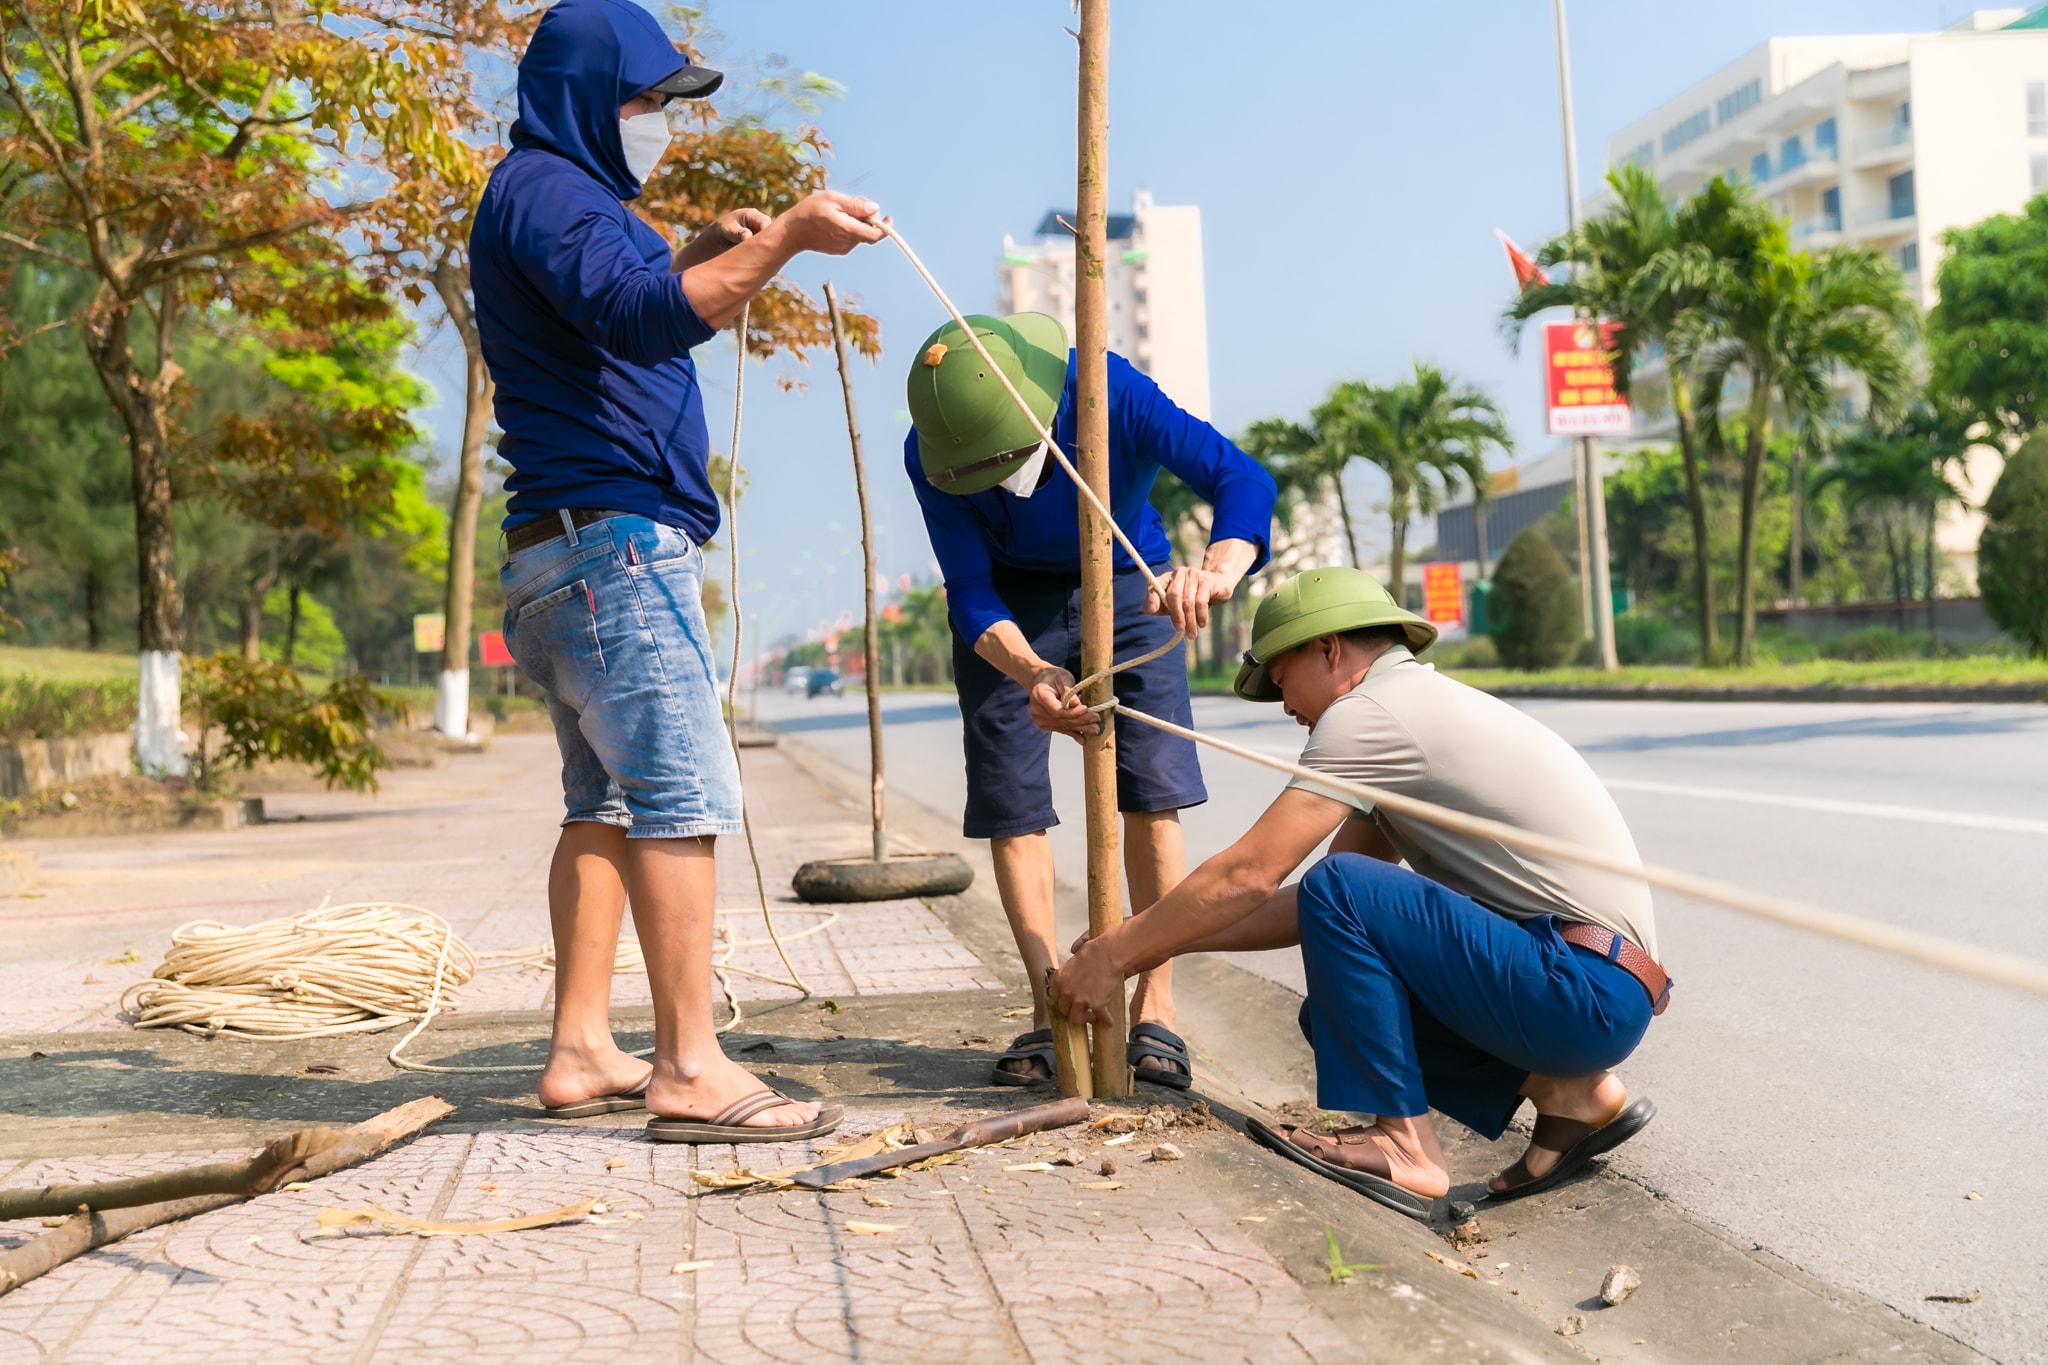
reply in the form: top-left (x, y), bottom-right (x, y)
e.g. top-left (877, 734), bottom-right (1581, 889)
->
top-left (1490, 1071), bottom-right (1629, 1191)
top-left (996, 1054), bottom-right (1053, 1082)
top-left (537, 1043), bottom-right (652, 1111)
top-left (646, 1053), bottom-right (822, 1128)
top-left (1129, 1011), bottom-right (1188, 1080)
top-left (1288, 1122), bottom-right (1451, 1199)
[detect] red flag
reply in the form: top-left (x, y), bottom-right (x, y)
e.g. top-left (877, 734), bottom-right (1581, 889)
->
top-left (1495, 229), bottom-right (1549, 291)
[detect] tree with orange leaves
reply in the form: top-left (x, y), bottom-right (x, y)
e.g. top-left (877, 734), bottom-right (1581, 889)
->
top-left (0, 0), bottom-right (471, 772)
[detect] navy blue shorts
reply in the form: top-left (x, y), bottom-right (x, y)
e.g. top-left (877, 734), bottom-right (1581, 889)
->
top-left (952, 564), bottom-right (1207, 840)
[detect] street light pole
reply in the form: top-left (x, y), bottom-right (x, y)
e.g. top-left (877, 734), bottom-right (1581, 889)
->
top-left (1552, 0), bottom-right (1620, 670)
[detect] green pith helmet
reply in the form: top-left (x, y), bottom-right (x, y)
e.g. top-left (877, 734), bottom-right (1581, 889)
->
top-left (1232, 566), bottom-right (1438, 702)
top-left (906, 312), bottom-right (1069, 495)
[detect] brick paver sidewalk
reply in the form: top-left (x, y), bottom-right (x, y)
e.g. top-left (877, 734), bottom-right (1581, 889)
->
top-left (2, 733), bottom-right (1529, 1363)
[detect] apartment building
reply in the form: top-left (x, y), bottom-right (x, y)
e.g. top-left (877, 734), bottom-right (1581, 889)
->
top-left (996, 189), bottom-right (1212, 420)
top-left (1606, 8), bottom-right (2048, 311)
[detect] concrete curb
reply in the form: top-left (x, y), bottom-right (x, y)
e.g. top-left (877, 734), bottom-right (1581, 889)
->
top-left (1469, 683), bottom-right (2048, 704)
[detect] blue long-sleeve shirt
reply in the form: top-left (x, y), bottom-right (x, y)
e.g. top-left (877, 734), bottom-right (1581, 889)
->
top-left (469, 0), bottom-right (723, 539)
top-left (907, 351), bottom-right (1277, 642)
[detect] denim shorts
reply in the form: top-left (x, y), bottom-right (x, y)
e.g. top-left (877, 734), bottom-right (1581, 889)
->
top-left (500, 512), bottom-right (742, 839)
top-left (951, 563), bottom-right (1207, 839)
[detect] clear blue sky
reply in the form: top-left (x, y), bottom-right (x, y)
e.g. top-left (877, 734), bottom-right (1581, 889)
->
top-left (409, 0), bottom-right (1983, 647)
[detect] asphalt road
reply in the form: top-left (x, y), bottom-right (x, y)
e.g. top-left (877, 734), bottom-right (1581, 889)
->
top-left (758, 683), bottom-right (2048, 1362)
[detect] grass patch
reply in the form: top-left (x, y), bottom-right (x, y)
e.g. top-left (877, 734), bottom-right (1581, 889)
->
top-left (0, 674), bottom-right (139, 739)
top-left (1441, 656), bottom-right (2048, 693)
top-left (0, 645), bottom-right (137, 685)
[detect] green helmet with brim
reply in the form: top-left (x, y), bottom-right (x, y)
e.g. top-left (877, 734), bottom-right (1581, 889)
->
top-left (906, 312), bottom-right (1069, 495)
top-left (1232, 566), bottom-right (1438, 702)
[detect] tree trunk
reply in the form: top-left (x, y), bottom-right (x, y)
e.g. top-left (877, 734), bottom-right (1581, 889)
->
top-left (1787, 439), bottom-right (1805, 606)
top-left (1923, 506), bottom-right (1936, 602)
top-left (1734, 391), bottom-right (1773, 666)
top-left (241, 545), bottom-right (279, 662)
top-left (1331, 473), bottom-right (1362, 570)
top-left (1473, 497), bottom-right (1490, 580)
top-left (80, 287), bottom-right (186, 774)
top-left (1669, 378), bottom-right (1720, 665)
top-left (84, 569), bottom-right (102, 651)
top-left (1387, 502), bottom-right (1409, 604)
top-left (433, 259), bottom-right (493, 738)
top-left (284, 581), bottom-right (302, 666)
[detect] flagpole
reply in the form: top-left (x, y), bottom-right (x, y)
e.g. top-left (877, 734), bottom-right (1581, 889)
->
top-left (1553, 0), bottom-right (1619, 670)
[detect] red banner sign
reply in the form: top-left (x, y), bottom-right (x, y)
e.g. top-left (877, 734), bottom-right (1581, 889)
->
top-left (1543, 320), bottom-right (1631, 437)
top-left (1421, 563), bottom-right (1464, 629)
top-left (478, 630), bottom-right (514, 667)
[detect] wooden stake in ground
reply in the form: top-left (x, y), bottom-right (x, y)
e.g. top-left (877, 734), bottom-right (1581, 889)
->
top-left (0, 1095), bottom-right (452, 1297)
top-left (825, 281), bottom-right (889, 865)
top-left (1073, 0), bottom-right (1131, 1098)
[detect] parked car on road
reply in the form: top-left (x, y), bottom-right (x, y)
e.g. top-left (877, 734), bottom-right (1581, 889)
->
top-left (805, 669), bottom-right (842, 699)
top-left (783, 667), bottom-right (812, 696)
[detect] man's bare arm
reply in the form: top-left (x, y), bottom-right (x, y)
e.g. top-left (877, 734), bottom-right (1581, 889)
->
top-left (1330, 812), bottom-right (1400, 862)
top-left (678, 191), bottom-right (883, 328)
top-left (974, 620), bottom-right (1097, 737)
top-left (1050, 789), bottom-right (1350, 1021)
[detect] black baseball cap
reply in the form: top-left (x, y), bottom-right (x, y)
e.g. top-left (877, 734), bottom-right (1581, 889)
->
top-left (647, 58), bottom-right (723, 100)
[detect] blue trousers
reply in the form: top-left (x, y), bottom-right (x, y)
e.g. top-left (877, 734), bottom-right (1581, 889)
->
top-left (1295, 854), bottom-right (1652, 1140)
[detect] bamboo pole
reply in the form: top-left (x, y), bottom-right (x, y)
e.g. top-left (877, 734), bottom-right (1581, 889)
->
top-left (1073, 0), bottom-right (1130, 1098)
top-left (0, 1095), bottom-right (451, 1297)
top-left (824, 282), bottom-right (888, 863)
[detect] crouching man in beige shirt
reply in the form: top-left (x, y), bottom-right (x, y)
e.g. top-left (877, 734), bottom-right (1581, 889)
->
top-left (1050, 567), bottom-right (1671, 1220)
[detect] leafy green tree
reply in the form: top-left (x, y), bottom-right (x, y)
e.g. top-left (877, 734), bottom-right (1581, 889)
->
top-left (1675, 241), bottom-right (1918, 664)
top-left (1928, 195), bottom-right (2048, 438)
top-left (1330, 363), bottom-right (1509, 601)
top-left (1490, 527), bottom-right (1579, 671)
top-left (1978, 429), bottom-right (2048, 655)
top-left (1239, 415), bottom-right (1363, 570)
top-left (1509, 168), bottom-right (1779, 663)
top-left (1814, 410), bottom-right (1967, 605)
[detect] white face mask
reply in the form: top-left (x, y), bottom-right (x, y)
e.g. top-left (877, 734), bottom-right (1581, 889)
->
top-left (619, 110), bottom-right (671, 184)
top-left (999, 440), bottom-right (1053, 498)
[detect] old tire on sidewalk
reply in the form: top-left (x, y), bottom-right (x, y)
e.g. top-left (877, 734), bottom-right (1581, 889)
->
top-left (791, 854), bottom-right (974, 903)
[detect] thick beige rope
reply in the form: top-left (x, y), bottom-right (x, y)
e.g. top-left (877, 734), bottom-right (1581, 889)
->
top-left (872, 221), bottom-right (1184, 699)
top-left (1100, 697), bottom-right (2048, 1000)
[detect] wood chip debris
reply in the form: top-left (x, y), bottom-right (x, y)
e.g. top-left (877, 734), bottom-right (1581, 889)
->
top-left (670, 1260), bottom-right (714, 1274)
top-left (1104, 1132), bottom-right (1138, 1147)
top-left (1240, 1215), bottom-right (1266, 1223)
top-left (1003, 1162), bottom-right (1056, 1173)
top-left (1600, 1264), bottom-right (1641, 1306)
top-left (844, 1221), bottom-right (902, 1235)
top-left (1426, 1251), bottom-right (1478, 1279)
top-left (604, 1158), bottom-right (627, 1170)
top-left (315, 1198), bottom-right (601, 1238)
top-left (1925, 1291), bottom-right (1981, 1304)
top-left (1081, 1181), bottom-right (1128, 1191)
top-left (861, 1194), bottom-right (894, 1208)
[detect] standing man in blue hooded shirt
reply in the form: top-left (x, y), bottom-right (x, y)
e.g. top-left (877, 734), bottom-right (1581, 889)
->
top-left (470, 0), bottom-right (882, 1142)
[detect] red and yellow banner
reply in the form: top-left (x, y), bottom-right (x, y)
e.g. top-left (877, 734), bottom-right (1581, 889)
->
top-left (1421, 563), bottom-right (1464, 628)
top-left (1543, 320), bottom-right (1632, 437)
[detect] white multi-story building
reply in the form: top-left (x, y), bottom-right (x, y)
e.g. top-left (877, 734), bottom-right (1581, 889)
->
top-left (1606, 7), bottom-right (2048, 310)
top-left (1593, 8), bottom-right (2048, 589)
top-left (996, 189), bottom-right (1212, 420)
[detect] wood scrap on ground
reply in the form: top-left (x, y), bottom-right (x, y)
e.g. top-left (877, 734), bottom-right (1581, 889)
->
top-left (0, 1096), bottom-right (452, 1298)
top-left (315, 1198), bottom-right (600, 1238)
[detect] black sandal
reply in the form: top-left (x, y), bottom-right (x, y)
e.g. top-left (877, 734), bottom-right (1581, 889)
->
top-left (1127, 1022), bottom-right (1193, 1091)
top-left (1484, 1097), bottom-right (1656, 1203)
top-left (990, 1028), bottom-right (1056, 1087)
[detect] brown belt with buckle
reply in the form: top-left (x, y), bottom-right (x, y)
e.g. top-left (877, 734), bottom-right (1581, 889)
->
top-left (1560, 923), bottom-right (1673, 1016)
top-left (504, 508), bottom-right (629, 557)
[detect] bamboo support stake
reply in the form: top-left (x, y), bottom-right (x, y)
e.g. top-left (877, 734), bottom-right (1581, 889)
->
top-left (0, 1095), bottom-right (452, 1297)
top-left (824, 282), bottom-right (888, 863)
top-left (1073, 0), bottom-right (1130, 1098)
top-left (1044, 968), bottom-right (1094, 1100)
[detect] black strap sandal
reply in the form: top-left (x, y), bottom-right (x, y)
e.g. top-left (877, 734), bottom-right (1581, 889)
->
top-left (1484, 1097), bottom-right (1656, 1203)
top-left (1127, 1022), bottom-right (1193, 1091)
top-left (990, 1028), bottom-right (1056, 1087)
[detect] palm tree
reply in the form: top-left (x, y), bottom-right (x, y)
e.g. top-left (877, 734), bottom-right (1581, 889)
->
top-left (1507, 165), bottom-right (1779, 665)
top-left (1675, 242), bottom-right (1918, 663)
top-left (1328, 364), bottom-right (1512, 601)
top-left (1815, 411), bottom-right (1966, 607)
top-left (1240, 415), bottom-right (1364, 569)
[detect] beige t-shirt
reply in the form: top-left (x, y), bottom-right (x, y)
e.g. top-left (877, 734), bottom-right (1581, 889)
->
top-left (1285, 646), bottom-right (1658, 960)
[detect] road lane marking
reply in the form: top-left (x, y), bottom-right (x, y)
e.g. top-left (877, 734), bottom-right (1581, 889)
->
top-left (1601, 777), bottom-right (2048, 836)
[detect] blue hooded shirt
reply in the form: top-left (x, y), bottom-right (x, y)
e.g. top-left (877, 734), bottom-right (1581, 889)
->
top-left (470, 0), bottom-right (722, 537)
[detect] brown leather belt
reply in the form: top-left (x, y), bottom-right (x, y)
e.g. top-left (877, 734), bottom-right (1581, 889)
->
top-left (1560, 923), bottom-right (1673, 1016)
top-left (504, 508), bottom-right (629, 556)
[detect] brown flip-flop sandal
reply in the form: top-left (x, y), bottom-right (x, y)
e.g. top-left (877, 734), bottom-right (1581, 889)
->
top-left (1247, 1117), bottom-right (1437, 1222)
top-left (540, 1074), bottom-right (651, 1119)
top-left (1485, 1097), bottom-right (1656, 1203)
top-left (645, 1088), bottom-right (844, 1144)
